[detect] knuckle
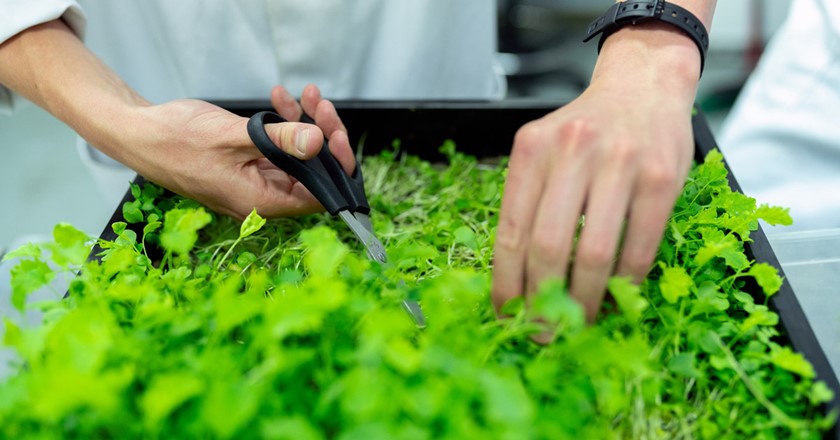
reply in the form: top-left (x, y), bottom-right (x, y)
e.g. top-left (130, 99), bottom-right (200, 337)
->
top-left (512, 123), bottom-right (543, 159)
top-left (557, 117), bottom-right (595, 144)
top-left (550, 117), bottom-right (597, 158)
top-left (528, 233), bottom-right (565, 264)
top-left (621, 253), bottom-right (653, 277)
top-left (495, 218), bottom-right (527, 255)
top-left (607, 140), bottom-right (638, 166)
top-left (641, 164), bottom-right (678, 189)
top-left (557, 117), bottom-right (595, 150)
top-left (575, 239), bottom-right (615, 270)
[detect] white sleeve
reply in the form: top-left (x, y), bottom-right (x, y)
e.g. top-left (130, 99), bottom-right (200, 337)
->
top-left (0, 0), bottom-right (87, 114)
top-left (818, 0), bottom-right (840, 35)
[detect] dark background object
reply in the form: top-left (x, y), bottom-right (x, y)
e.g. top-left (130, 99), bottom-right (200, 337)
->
top-left (496, 0), bottom-right (600, 98)
top-left (93, 101), bottom-right (839, 436)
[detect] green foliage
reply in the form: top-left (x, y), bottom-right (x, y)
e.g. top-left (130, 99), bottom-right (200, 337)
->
top-left (9, 259), bottom-right (54, 311)
top-left (0, 146), bottom-right (832, 438)
top-left (160, 207), bottom-right (213, 255)
top-left (240, 208), bottom-right (267, 238)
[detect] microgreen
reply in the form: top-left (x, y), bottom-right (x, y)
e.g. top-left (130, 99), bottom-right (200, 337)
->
top-left (0, 145), bottom-right (833, 438)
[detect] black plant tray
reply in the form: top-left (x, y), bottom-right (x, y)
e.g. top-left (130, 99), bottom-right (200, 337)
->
top-left (92, 100), bottom-right (839, 435)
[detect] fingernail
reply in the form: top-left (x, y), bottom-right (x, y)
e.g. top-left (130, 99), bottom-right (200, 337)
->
top-left (295, 128), bottom-right (310, 155)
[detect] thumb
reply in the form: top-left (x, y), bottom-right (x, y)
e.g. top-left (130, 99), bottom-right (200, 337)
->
top-left (264, 122), bottom-right (324, 159)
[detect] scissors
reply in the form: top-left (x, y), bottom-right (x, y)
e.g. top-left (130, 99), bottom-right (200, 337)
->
top-left (247, 111), bottom-right (426, 328)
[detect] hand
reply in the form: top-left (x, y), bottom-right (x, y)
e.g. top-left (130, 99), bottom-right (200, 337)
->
top-left (113, 84), bottom-right (354, 220)
top-left (0, 21), bottom-right (353, 221)
top-left (492, 24), bottom-right (701, 324)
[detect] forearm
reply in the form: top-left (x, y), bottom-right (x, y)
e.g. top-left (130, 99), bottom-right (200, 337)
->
top-left (0, 19), bottom-right (148, 156)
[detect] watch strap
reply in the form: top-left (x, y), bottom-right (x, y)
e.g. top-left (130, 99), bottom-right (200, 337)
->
top-left (584, 0), bottom-right (709, 76)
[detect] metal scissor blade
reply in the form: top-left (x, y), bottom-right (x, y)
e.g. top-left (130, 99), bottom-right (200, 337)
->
top-left (337, 210), bottom-right (426, 328)
top-left (401, 294), bottom-right (427, 329)
top-left (338, 210), bottom-right (387, 263)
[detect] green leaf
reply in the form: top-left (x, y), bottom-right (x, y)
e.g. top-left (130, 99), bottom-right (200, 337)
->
top-left (687, 323), bottom-right (722, 354)
top-left (201, 381), bottom-right (260, 439)
top-left (300, 227), bottom-right (349, 278)
top-left (112, 221), bottom-right (127, 236)
top-left (770, 346), bottom-right (815, 379)
top-left (748, 262), bottom-right (783, 296)
top-left (49, 223), bottom-right (90, 267)
top-left (143, 219), bottom-right (162, 238)
top-left (130, 182), bottom-right (142, 199)
top-left (2, 318), bottom-right (22, 348)
top-left (261, 416), bottom-right (324, 440)
top-left (499, 295), bottom-right (525, 316)
top-left (668, 352), bottom-right (702, 378)
top-left (100, 247), bottom-right (138, 278)
top-left (140, 373), bottom-right (204, 427)
top-left (693, 227), bottom-right (749, 270)
top-left (141, 183), bottom-right (164, 211)
top-left (10, 259), bottom-right (55, 311)
top-left (123, 199), bottom-right (144, 223)
top-left (658, 265), bottom-right (694, 304)
top-left (810, 381), bottom-right (835, 405)
top-left (719, 247), bottom-right (750, 271)
top-left (240, 208), bottom-right (266, 238)
top-left (160, 208), bottom-right (213, 255)
top-left (607, 277), bottom-right (648, 322)
top-left (213, 277), bottom-right (262, 333)
top-left (530, 279), bottom-right (584, 333)
top-left (692, 282), bottom-right (730, 315)
top-left (2, 242), bottom-right (42, 261)
top-left (740, 306), bottom-right (779, 332)
top-left (480, 371), bottom-right (534, 427)
top-left (756, 204), bottom-right (793, 226)
top-left (236, 251), bottom-right (257, 267)
top-left (453, 225), bottom-right (478, 251)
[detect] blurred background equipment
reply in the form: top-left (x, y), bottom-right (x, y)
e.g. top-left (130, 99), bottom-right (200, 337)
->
top-left (496, 0), bottom-right (792, 111)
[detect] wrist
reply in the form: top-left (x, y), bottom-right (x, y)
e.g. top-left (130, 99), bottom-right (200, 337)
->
top-left (591, 21), bottom-right (701, 101)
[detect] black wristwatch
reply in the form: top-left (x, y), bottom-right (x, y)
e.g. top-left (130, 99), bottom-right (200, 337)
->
top-left (583, 0), bottom-right (709, 76)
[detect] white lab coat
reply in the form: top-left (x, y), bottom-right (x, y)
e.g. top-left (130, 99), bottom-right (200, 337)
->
top-left (719, 0), bottom-right (840, 232)
top-left (1, 0), bottom-right (503, 108)
top-left (0, 0), bottom-right (504, 203)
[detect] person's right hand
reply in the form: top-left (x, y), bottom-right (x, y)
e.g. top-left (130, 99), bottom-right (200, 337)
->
top-left (108, 84), bottom-right (355, 220)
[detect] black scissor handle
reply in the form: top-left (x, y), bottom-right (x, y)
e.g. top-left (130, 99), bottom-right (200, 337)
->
top-left (246, 111), bottom-right (369, 216)
top-left (299, 114), bottom-right (369, 215)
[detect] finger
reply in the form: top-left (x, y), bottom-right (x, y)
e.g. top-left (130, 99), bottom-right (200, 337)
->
top-left (300, 84), bottom-right (322, 119)
top-left (271, 86), bottom-right (303, 122)
top-left (314, 100), bottom-right (354, 174)
top-left (524, 156), bottom-right (589, 297)
top-left (527, 187), bottom-right (582, 344)
top-left (491, 122), bottom-right (549, 315)
top-left (615, 167), bottom-right (682, 283)
top-left (569, 148), bottom-right (635, 322)
top-left (255, 158), bottom-right (321, 210)
top-left (191, 157), bottom-right (321, 221)
top-left (298, 85), bottom-right (354, 174)
top-left (263, 122), bottom-right (324, 159)
top-left (313, 98), bottom-right (348, 138)
top-left (327, 129), bottom-right (356, 175)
